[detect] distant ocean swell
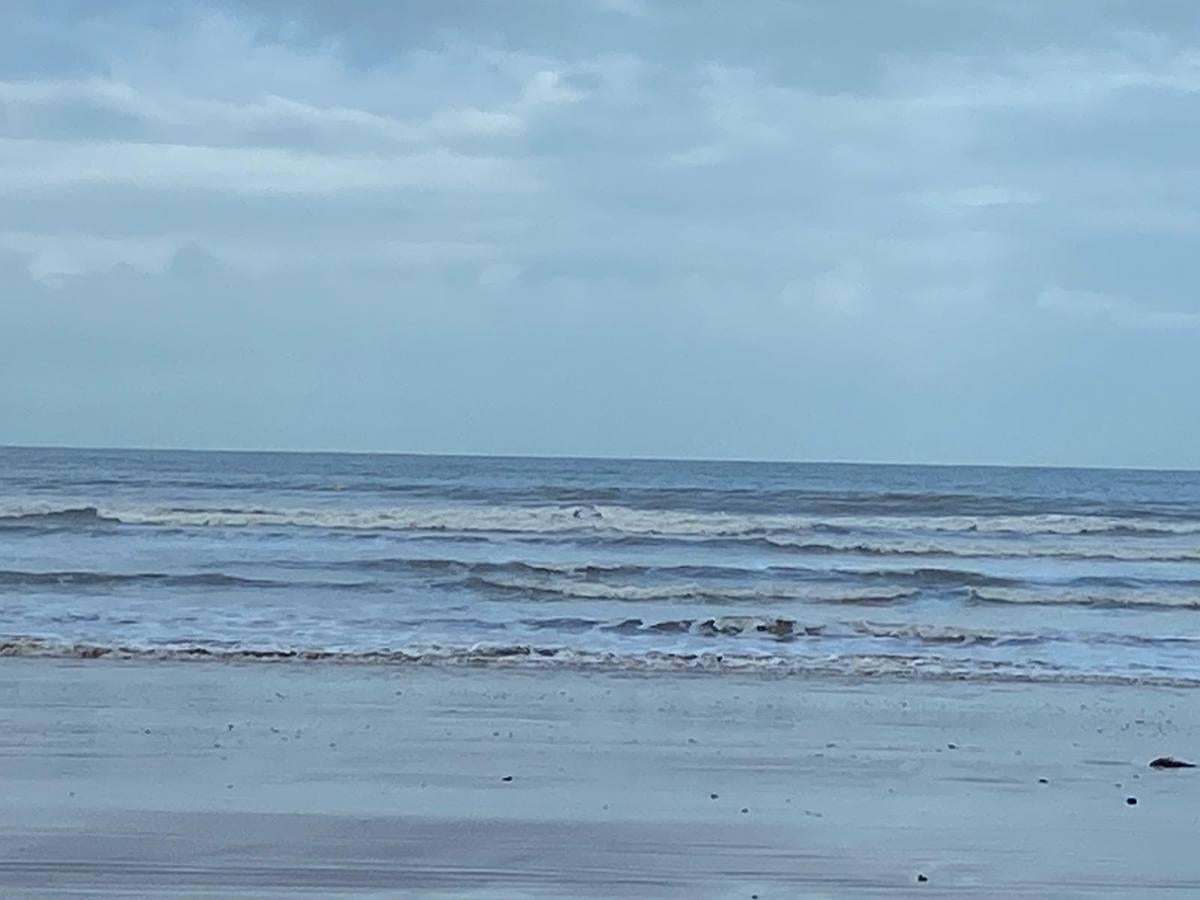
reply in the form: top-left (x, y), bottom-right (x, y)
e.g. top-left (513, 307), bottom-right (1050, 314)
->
top-left (7, 475), bottom-right (1200, 518)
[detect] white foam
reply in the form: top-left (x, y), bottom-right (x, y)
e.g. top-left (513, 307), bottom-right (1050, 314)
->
top-left (0, 636), bottom-right (1194, 687)
top-left (471, 571), bottom-right (916, 604)
top-left (7, 500), bottom-right (1199, 540)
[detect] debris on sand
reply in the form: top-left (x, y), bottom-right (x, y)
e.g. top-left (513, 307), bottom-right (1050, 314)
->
top-left (1149, 756), bottom-right (1196, 769)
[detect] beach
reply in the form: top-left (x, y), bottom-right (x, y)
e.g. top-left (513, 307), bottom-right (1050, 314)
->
top-left (1, 658), bottom-right (1197, 898)
top-left (5, 449), bottom-right (1200, 896)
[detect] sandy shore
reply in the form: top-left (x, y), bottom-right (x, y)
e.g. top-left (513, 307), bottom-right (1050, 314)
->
top-left (0, 660), bottom-right (1197, 897)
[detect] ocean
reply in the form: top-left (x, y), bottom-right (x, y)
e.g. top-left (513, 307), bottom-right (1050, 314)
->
top-left (2, 446), bottom-right (1200, 684)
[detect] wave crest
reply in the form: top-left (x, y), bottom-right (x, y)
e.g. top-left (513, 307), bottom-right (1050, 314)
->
top-left (0, 637), bottom-right (1194, 687)
top-left (0, 506), bottom-right (120, 527)
top-left (6, 502), bottom-right (1200, 542)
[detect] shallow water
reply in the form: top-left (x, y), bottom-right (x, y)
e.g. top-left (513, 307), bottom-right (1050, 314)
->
top-left (3, 447), bottom-right (1200, 682)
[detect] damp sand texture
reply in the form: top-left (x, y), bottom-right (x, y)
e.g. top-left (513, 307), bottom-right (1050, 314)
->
top-left (1, 659), bottom-right (1198, 898)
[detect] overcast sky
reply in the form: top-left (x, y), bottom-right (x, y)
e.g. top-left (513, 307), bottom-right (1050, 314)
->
top-left (3, 1), bottom-right (1200, 467)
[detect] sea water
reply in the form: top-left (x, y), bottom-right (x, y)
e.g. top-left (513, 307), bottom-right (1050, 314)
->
top-left (3, 447), bottom-right (1200, 683)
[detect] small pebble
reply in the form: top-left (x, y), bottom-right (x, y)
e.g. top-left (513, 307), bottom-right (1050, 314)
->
top-left (1038, 778), bottom-right (1049, 784)
top-left (947, 743), bottom-right (957, 750)
top-left (501, 775), bottom-right (514, 782)
top-left (917, 873), bottom-right (929, 883)
top-left (710, 793), bottom-right (719, 800)
top-left (740, 807), bottom-right (749, 814)
top-left (1126, 796), bottom-right (1138, 806)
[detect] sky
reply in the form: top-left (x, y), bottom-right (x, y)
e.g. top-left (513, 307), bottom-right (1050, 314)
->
top-left (3, 0), bottom-right (1200, 467)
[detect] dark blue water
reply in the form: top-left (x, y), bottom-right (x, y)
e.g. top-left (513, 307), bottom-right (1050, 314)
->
top-left (3, 447), bottom-right (1200, 682)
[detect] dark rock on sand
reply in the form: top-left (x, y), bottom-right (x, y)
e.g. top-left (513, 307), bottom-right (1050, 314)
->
top-left (1038, 777), bottom-right (1049, 784)
top-left (501, 775), bottom-right (514, 782)
top-left (917, 873), bottom-right (929, 883)
top-left (1126, 796), bottom-right (1138, 806)
top-left (1149, 756), bottom-right (1196, 769)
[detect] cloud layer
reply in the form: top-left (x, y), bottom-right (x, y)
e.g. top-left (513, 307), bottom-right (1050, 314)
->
top-left (4, 0), bottom-right (1200, 466)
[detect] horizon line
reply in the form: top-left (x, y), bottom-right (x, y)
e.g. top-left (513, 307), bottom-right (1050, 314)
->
top-left (2, 443), bottom-right (1197, 475)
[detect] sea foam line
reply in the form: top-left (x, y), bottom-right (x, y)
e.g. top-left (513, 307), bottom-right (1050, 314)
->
top-left (0, 637), bottom-right (1196, 687)
top-left (6, 502), bottom-right (1200, 538)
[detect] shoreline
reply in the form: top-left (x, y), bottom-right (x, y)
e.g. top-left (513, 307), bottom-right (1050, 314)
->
top-left (2, 658), bottom-right (1199, 896)
top-left (1, 636), bottom-right (1198, 689)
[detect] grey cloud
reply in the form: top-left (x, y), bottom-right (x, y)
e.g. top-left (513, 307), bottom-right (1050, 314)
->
top-left (3, 0), bottom-right (1200, 466)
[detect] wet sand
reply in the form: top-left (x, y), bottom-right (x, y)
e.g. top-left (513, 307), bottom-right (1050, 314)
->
top-left (1, 659), bottom-right (1198, 897)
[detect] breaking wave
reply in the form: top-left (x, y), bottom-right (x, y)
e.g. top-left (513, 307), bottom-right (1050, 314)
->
top-left (5, 502), bottom-right (1200, 537)
top-left (462, 573), bottom-right (918, 605)
top-left (969, 587), bottom-right (1200, 610)
top-left (7, 502), bottom-right (1200, 567)
top-left (0, 506), bottom-right (120, 527)
top-left (0, 636), bottom-right (1195, 687)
